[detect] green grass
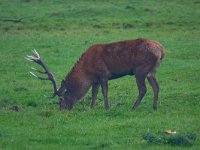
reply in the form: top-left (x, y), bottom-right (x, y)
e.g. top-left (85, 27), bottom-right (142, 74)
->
top-left (0, 0), bottom-right (200, 149)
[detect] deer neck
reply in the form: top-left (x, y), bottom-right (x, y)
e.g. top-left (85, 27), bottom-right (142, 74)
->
top-left (65, 68), bottom-right (92, 101)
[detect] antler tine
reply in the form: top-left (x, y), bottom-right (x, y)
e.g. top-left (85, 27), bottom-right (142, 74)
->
top-left (25, 56), bottom-right (33, 62)
top-left (25, 55), bottom-right (36, 61)
top-left (31, 67), bottom-right (46, 74)
top-left (30, 71), bottom-right (49, 80)
top-left (32, 49), bottom-right (40, 58)
top-left (30, 71), bottom-right (38, 78)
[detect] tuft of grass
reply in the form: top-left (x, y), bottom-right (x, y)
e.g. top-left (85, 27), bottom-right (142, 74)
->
top-left (27, 101), bottom-right (38, 107)
top-left (9, 104), bottom-right (22, 112)
top-left (37, 110), bottom-right (54, 118)
top-left (0, 98), bottom-right (10, 108)
top-left (143, 132), bottom-right (197, 147)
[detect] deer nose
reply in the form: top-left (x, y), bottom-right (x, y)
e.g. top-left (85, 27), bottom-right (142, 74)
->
top-left (59, 98), bottom-right (66, 110)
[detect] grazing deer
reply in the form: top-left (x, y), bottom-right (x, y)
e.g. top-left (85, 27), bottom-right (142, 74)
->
top-left (26, 38), bottom-right (165, 111)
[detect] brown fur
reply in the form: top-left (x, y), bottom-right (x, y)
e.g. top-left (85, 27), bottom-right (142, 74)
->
top-left (58, 38), bottom-right (165, 111)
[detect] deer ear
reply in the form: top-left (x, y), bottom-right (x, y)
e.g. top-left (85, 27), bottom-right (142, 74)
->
top-left (61, 80), bottom-right (65, 87)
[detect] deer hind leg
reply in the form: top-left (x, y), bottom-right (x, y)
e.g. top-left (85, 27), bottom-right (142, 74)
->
top-left (132, 71), bottom-right (147, 111)
top-left (91, 83), bottom-right (100, 108)
top-left (147, 72), bottom-right (159, 111)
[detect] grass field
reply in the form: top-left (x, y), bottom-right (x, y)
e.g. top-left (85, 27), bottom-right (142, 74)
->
top-left (0, 0), bottom-right (200, 149)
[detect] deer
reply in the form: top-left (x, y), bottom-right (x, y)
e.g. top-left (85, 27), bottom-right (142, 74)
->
top-left (25, 38), bottom-right (165, 111)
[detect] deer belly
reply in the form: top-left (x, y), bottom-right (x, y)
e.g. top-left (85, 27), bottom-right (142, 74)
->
top-left (109, 71), bottom-right (133, 80)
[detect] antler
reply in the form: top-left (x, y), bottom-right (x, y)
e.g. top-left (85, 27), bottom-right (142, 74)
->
top-left (25, 49), bottom-right (59, 98)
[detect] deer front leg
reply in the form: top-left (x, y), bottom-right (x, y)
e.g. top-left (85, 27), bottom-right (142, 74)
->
top-left (132, 72), bottom-right (147, 111)
top-left (100, 79), bottom-right (109, 110)
top-left (91, 83), bottom-right (100, 108)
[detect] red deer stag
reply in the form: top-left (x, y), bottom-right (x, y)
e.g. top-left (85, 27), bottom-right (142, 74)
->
top-left (26, 38), bottom-right (165, 111)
